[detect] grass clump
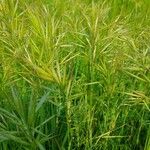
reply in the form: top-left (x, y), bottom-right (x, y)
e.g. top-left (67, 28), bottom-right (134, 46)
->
top-left (0, 0), bottom-right (150, 149)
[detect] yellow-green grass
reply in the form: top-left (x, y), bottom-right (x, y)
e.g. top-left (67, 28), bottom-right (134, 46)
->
top-left (0, 0), bottom-right (150, 149)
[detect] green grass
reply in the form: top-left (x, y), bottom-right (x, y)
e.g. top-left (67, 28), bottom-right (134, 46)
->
top-left (0, 0), bottom-right (150, 149)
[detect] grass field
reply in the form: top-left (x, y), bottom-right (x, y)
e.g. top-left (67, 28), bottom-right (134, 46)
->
top-left (0, 0), bottom-right (150, 149)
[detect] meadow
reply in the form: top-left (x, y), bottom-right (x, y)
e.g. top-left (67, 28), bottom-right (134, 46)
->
top-left (0, 0), bottom-right (150, 149)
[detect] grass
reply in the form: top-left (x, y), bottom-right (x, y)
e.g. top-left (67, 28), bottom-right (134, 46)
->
top-left (0, 0), bottom-right (150, 149)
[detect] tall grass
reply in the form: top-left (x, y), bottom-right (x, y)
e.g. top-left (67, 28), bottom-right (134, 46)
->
top-left (0, 0), bottom-right (150, 149)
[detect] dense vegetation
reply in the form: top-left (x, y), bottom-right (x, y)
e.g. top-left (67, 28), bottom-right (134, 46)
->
top-left (0, 0), bottom-right (150, 149)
